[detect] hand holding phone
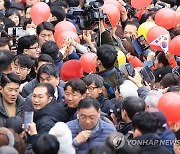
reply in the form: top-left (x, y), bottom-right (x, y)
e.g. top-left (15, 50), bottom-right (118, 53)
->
top-left (24, 112), bottom-right (34, 130)
top-left (140, 67), bottom-right (155, 88)
top-left (125, 63), bottom-right (135, 77)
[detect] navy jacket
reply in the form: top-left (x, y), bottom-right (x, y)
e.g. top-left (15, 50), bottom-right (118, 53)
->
top-left (34, 99), bottom-right (68, 135)
top-left (134, 133), bottom-right (171, 154)
top-left (67, 118), bottom-right (116, 154)
top-left (97, 93), bottom-right (112, 114)
top-left (158, 129), bottom-right (176, 154)
top-left (24, 86), bottom-right (65, 112)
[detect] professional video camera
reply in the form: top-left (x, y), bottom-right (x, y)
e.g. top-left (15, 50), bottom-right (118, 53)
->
top-left (67, 0), bottom-right (109, 30)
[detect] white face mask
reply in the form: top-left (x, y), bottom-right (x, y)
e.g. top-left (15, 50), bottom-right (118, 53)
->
top-left (26, 28), bottom-right (37, 35)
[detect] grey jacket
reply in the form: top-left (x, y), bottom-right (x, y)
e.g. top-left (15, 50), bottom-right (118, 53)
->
top-left (0, 94), bottom-right (24, 126)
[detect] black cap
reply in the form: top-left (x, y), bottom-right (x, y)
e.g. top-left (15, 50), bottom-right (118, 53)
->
top-left (109, 101), bottom-right (122, 118)
top-left (10, 3), bottom-right (24, 10)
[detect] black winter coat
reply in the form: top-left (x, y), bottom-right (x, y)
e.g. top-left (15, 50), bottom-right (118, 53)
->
top-left (33, 99), bottom-right (68, 135)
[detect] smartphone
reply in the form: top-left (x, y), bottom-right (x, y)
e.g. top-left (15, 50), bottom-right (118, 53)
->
top-left (8, 27), bottom-right (23, 36)
top-left (132, 35), bottom-right (149, 57)
top-left (125, 63), bottom-right (135, 77)
top-left (24, 111), bottom-right (34, 130)
top-left (140, 67), bottom-right (155, 88)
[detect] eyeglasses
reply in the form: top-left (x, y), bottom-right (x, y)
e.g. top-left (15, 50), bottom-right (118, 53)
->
top-left (28, 46), bottom-right (40, 51)
top-left (86, 86), bottom-right (99, 92)
top-left (13, 64), bottom-right (28, 72)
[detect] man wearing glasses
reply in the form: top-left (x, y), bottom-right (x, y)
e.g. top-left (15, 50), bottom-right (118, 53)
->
top-left (11, 54), bottom-right (34, 93)
top-left (17, 34), bottom-right (40, 59)
top-left (83, 74), bottom-right (112, 114)
top-left (67, 97), bottom-right (116, 154)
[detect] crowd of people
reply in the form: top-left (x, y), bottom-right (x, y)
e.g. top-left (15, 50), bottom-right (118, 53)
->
top-left (0, 0), bottom-right (180, 154)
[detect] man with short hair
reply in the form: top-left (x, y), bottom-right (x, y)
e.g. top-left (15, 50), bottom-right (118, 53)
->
top-left (67, 97), bottom-right (116, 154)
top-left (64, 78), bottom-right (86, 121)
top-left (0, 73), bottom-right (24, 126)
top-left (132, 112), bottom-right (171, 154)
top-left (21, 54), bottom-right (54, 98)
top-left (36, 22), bottom-right (55, 47)
top-left (12, 54), bottom-right (34, 82)
top-left (121, 96), bottom-right (145, 137)
top-left (83, 74), bottom-right (112, 114)
top-left (96, 44), bottom-right (120, 99)
top-left (0, 50), bottom-right (14, 76)
top-left (17, 35), bottom-right (40, 59)
top-left (123, 21), bottom-right (139, 39)
top-left (32, 83), bottom-right (67, 134)
top-left (24, 64), bottom-right (65, 112)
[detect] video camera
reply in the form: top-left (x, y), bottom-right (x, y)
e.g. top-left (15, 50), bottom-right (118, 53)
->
top-left (67, 0), bottom-right (109, 30)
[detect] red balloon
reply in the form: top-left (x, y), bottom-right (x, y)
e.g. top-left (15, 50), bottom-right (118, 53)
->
top-left (80, 53), bottom-right (97, 73)
top-left (20, 0), bottom-right (26, 4)
top-left (54, 21), bottom-right (77, 39)
top-left (155, 8), bottom-right (177, 30)
top-left (30, 2), bottom-right (50, 25)
top-left (169, 35), bottom-right (180, 56)
top-left (104, 0), bottom-right (122, 12)
top-left (158, 92), bottom-right (180, 124)
top-left (146, 26), bottom-right (170, 51)
top-left (101, 4), bottom-right (120, 28)
top-left (56, 31), bottom-right (80, 49)
top-left (131, 0), bottom-right (152, 9)
top-left (175, 12), bottom-right (180, 27)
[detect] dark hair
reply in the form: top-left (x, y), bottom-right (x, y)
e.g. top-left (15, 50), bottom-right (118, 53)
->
top-left (37, 64), bottom-right (59, 82)
top-left (35, 82), bottom-right (55, 97)
top-left (65, 0), bottom-right (79, 7)
top-left (4, 17), bottom-right (16, 32)
top-left (97, 44), bottom-right (117, 69)
top-left (78, 97), bottom-right (100, 111)
top-left (0, 50), bottom-right (14, 72)
top-left (0, 37), bottom-right (10, 48)
top-left (17, 35), bottom-right (38, 54)
top-left (86, 144), bottom-right (112, 154)
top-left (83, 74), bottom-right (104, 87)
top-left (160, 73), bottom-right (180, 88)
top-left (145, 12), bottom-right (156, 21)
top-left (64, 78), bottom-right (87, 95)
top-left (4, 0), bottom-right (11, 10)
top-left (32, 134), bottom-right (59, 154)
top-left (124, 21), bottom-right (140, 31)
top-left (50, 6), bottom-right (65, 22)
top-left (167, 85), bottom-right (180, 93)
top-left (36, 22), bottom-right (54, 36)
top-left (0, 73), bottom-right (21, 88)
top-left (50, 0), bottom-right (69, 9)
top-left (14, 54), bottom-right (34, 69)
top-left (23, 18), bottom-right (33, 28)
top-left (121, 96), bottom-right (145, 120)
top-left (41, 41), bottom-right (59, 60)
top-left (175, 129), bottom-right (180, 145)
top-left (34, 54), bottom-right (54, 68)
top-left (5, 8), bottom-right (22, 26)
top-left (132, 112), bottom-right (158, 135)
top-left (160, 0), bottom-right (177, 7)
top-left (157, 52), bottom-right (169, 66)
top-left (5, 116), bottom-right (23, 134)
